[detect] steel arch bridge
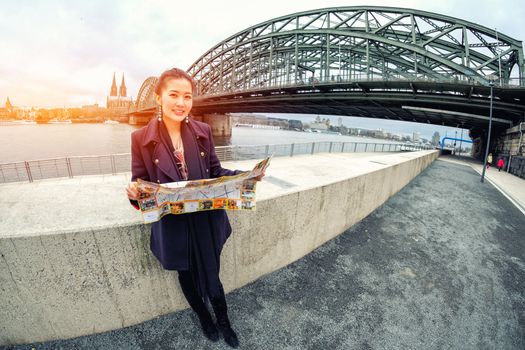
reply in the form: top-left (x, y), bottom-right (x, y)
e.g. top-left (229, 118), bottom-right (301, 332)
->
top-left (188, 6), bottom-right (523, 94)
top-left (134, 6), bottom-right (525, 133)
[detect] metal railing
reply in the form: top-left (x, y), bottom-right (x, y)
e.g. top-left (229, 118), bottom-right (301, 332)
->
top-left (201, 75), bottom-right (525, 97)
top-left (0, 141), bottom-right (433, 183)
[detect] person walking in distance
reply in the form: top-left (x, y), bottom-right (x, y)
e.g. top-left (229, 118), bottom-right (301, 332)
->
top-left (126, 68), bottom-right (264, 348)
top-left (497, 158), bottom-right (505, 172)
top-left (487, 153), bottom-right (493, 169)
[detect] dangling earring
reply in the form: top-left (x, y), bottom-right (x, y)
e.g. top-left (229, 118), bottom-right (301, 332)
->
top-left (157, 105), bottom-right (162, 122)
top-left (185, 115), bottom-right (189, 123)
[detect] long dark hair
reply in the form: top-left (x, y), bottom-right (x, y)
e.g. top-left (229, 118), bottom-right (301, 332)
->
top-left (155, 68), bottom-right (196, 95)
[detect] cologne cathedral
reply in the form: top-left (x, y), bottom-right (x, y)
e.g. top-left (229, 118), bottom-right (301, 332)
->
top-left (106, 73), bottom-right (133, 116)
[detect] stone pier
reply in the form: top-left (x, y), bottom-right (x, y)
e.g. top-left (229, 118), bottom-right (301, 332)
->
top-left (192, 113), bottom-right (232, 137)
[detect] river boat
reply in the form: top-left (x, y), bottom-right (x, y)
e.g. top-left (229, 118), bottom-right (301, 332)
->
top-left (49, 118), bottom-right (72, 124)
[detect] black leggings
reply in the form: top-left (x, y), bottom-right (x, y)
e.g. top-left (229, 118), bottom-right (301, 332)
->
top-left (178, 270), bottom-right (224, 312)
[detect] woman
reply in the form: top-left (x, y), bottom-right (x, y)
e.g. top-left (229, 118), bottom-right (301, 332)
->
top-left (497, 158), bottom-right (505, 172)
top-left (126, 68), bottom-right (262, 348)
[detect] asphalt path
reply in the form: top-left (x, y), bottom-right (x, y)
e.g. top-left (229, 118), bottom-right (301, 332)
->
top-left (4, 159), bottom-right (524, 350)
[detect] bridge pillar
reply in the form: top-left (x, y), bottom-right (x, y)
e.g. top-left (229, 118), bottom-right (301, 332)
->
top-left (493, 123), bottom-right (525, 157)
top-left (192, 113), bottom-right (232, 137)
top-left (471, 136), bottom-right (483, 159)
top-left (118, 115), bottom-right (130, 123)
top-left (128, 111), bottom-right (154, 125)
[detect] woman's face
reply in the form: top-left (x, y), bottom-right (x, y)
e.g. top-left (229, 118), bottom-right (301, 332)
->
top-left (156, 77), bottom-right (193, 123)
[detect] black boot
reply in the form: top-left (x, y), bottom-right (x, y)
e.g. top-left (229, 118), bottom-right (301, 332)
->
top-left (178, 272), bottom-right (219, 342)
top-left (210, 291), bottom-right (239, 348)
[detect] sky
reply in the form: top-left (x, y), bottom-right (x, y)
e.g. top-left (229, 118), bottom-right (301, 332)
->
top-left (1, 0), bottom-right (523, 139)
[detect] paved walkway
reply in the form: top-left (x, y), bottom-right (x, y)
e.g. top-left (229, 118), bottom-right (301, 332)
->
top-left (439, 155), bottom-right (525, 214)
top-left (2, 158), bottom-right (525, 350)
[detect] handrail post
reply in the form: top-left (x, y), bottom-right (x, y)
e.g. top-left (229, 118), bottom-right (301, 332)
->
top-left (25, 161), bottom-right (33, 183)
top-left (311, 142), bottom-right (315, 155)
top-left (110, 154), bottom-right (116, 175)
top-left (329, 141), bottom-right (333, 153)
top-left (265, 144), bottom-right (269, 157)
top-left (354, 142), bottom-right (357, 152)
top-left (54, 159), bottom-right (59, 179)
top-left (290, 143), bottom-right (295, 157)
top-left (66, 157), bottom-right (73, 178)
top-left (365, 143), bottom-right (368, 152)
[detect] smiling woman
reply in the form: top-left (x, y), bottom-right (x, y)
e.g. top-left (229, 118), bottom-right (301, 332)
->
top-left (125, 67), bottom-right (264, 348)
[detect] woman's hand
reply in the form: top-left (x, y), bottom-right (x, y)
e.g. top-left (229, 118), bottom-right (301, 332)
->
top-left (126, 182), bottom-right (140, 200)
top-left (253, 171), bottom-right (265, 182)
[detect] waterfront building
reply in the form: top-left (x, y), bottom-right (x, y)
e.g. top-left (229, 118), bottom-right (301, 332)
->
top-left (0, 97), bottom-right (12, 119)
top-left (310, 115), bottom-right (330, 131)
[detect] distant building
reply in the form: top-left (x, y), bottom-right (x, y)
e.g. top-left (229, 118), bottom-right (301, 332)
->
top-left (5, 96), bottom-right (13, 112)
top-left (309, 122), bottom-right (329, 130)
top-left (288, 119), bottom-right (303, 130)
top-left (0, 97), bottom-right (12, 119)
top-left (373, 129), bottom-right (385, 138)
top-left (413, 131), bottom-right (421, 142)
top-left (337, 117), bottom-right (343, 127)
top-left (391, 134), bottom-right (401, 141)
top-left (310, 115), bottom-right (330, 130)
top-left (0, 97), bottom-right (25, 120)
top-left (107, 73), bottom-right (133, 117)
top-left (431, 131), bottom-right (441, 146)
top-left (82, 103), bottom-right (104, 117)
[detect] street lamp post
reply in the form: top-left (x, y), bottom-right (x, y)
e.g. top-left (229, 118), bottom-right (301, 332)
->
top-left (459, 124), bottom-right (464, 156)
top-left (480, 81), bottom-right (495, 183)
top-left (454, 130), bottom-right (457, 155)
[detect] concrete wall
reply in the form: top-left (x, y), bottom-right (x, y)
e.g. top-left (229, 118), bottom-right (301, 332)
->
top-left (0, 151), bottom-right (439, 346)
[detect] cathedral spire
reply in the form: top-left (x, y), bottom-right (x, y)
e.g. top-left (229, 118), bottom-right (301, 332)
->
top-left (110, 72), bottom-right (118, 96)
top-left (119, 73), bottom-right (127, 97)
top-left (6, 96), bottom-right (12, 111)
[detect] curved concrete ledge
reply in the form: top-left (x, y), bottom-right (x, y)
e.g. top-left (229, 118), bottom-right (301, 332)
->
top-left (0, 151), bottom-right (438, 346)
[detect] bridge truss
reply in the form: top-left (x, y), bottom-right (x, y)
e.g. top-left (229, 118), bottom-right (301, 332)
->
top-left (135, 77), bottom-right (158, 112)
top-left (188, 6), bottom-right (524, 95)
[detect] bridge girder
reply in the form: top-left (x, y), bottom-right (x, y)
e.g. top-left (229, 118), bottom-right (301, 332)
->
top-left (190, 81), bottom-right (524, 135)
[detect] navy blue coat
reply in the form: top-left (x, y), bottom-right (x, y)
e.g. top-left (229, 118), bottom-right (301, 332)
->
top-left (130, 117), bottom-right (241, 270)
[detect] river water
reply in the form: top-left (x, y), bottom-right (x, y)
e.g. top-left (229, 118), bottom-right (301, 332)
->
top-left (0, 123), bottom-right (397, 163)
